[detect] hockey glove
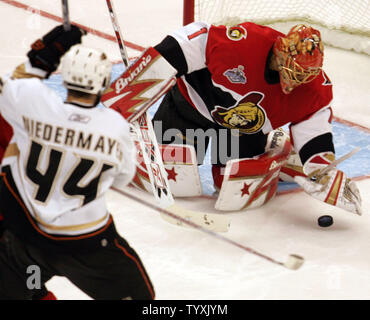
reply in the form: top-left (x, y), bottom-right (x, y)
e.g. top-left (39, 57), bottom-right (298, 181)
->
top-left (27, 25), bottom-right (86, 75)
top-left (295, 163), bottom-right (362, 216)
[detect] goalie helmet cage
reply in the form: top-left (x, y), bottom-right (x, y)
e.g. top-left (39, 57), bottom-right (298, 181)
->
top-left (183, 0), bottom-right (370, 55)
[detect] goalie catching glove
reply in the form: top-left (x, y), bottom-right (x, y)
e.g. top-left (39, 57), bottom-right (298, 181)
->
top-left (294, 152), bottom-right (362, 215)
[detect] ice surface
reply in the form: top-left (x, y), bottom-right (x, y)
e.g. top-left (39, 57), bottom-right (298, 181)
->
top-left (0, 0), bottom-right (369, 300)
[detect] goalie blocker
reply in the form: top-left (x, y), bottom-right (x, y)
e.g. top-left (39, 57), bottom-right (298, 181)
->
top-left (101, 47), bottom-right (177, 122)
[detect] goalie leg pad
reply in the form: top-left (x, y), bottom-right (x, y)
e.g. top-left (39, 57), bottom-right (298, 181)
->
top-left (131, 143), bottom-right (202, 197)
top-left (161, 144), bottom-right (202, 197)
top-left (279, 150), bottom-right (306, 182)
top-left (215, 133), bottom-right (291, 211)
top-left (264, 128), bottom-right (306, 182)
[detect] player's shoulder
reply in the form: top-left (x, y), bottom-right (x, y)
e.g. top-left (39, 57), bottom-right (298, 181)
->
top-left (209, 21), bottom-right (282, 41)
top-left (289, 70), bottom-right (333, 121)
top-left (316, 70), bottom-right (333, 89)
top-left (2, 62), bottom-right (48, 90)
top-left (3, 75), bottom-right (60, 104)
top-left (171, 21), bottom-right (210, 41)
top-left (308, 70), bottom-right (333, 101)
top-left (94, 106), bottom-right (131, 131)
top-left (3, 74), bottom-right (42, 90)
top-left (182, 21), bottom-right (210, 33)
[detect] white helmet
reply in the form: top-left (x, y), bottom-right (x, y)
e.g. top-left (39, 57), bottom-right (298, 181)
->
top-left (61, 44), bottom-right (112, 95)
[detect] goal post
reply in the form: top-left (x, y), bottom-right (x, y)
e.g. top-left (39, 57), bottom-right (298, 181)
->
top-left (183, 0), bottom-right (195, 26)
top-left (183, 0), bottom-right (370, 55)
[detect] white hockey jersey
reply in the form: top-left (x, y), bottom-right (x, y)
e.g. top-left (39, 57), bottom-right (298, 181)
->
top-left (0, 62), bottom-right (136, 237)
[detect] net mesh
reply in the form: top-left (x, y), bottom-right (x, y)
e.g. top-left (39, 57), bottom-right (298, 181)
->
top-left (193, 0), bottom-right (370, 54)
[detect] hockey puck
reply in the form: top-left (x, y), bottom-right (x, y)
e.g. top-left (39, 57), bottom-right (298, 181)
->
top-left (318, 215), bottom-right (333, 227)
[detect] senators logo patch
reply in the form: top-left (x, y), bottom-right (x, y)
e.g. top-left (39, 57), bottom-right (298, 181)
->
top-left (226, 25), bottom-right (247, 41)
top-left (211, 92), bottom-right (266, 134)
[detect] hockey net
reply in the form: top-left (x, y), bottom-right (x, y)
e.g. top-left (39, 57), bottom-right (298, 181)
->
top-left (183, 0), bottom-right (370, 55)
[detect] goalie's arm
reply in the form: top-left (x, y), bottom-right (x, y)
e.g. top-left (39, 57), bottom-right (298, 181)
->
top-left (289, 106), bottom-right (335, 165)
top-left (100, 22), bottom-right (211, 122)
top-left (154, 36), bottom-right (188, 77)
top-left (154, 22), bottom-right (210, 77)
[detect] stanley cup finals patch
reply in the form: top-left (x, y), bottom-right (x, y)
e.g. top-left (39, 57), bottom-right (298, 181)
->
top-left (223, 65), bottom-right (247, 84)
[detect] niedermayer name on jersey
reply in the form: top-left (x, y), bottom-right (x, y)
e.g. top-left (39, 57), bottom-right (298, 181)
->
top-left (22, 115), bottom-right (124, 161)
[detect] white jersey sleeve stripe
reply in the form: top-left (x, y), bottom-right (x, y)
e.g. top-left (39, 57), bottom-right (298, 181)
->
top-left (170, 22), bottom-right (210, 74)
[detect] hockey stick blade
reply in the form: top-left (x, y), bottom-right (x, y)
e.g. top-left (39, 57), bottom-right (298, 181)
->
top-left (111, 187), bottom-right (230, 232)
top-left (161, 204), bottom-right (230, 233)
top-left (283, 254), bottom-right (305, 270)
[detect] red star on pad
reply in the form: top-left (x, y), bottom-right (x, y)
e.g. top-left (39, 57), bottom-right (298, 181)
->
top-left (165, 167), bottom-right (178, 181)
top-left (241, 183), bottom-right (251, 196)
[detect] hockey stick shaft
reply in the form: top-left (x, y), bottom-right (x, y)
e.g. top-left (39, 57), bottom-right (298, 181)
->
top-left (105, 0), bottom-right (129, 67)
top-left (112, 186), bottom-right (303, 270)
top-left (130, 114), bottom-right (175, 208)
top-left (61, 0), bottom-right (71, 31)
top-left (104, 0), bottom-right (229, 230)
top-left (105, 0), bottom-right (174, 208)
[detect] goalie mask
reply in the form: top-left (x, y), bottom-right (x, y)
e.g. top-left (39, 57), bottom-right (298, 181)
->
top-left (61, 45), bottom-right (112, 95)
top-left (273, 24), bottom-right (324, 94)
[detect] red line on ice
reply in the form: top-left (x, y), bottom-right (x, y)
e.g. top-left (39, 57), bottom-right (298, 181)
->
top-left (332, 116), bottom-right (370, 133)
top-left (0, 0), bottom-right (145, 52)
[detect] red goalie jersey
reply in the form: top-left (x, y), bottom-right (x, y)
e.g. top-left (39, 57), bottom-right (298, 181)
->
top-left (154, 21), bottom-right (335, 164)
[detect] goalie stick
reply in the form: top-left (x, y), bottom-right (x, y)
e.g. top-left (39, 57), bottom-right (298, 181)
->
top-left (317, 147), bottom-right (361, 176)
top-left (105, 0), bottom-right (129, 67)
top-left (112, 186), bottom-right (304, 270)
top-left (104, 0), bottom-right (230, 231)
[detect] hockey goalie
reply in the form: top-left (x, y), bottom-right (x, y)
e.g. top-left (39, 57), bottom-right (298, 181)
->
top-left (101, 22), bottom-right (362, 216)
